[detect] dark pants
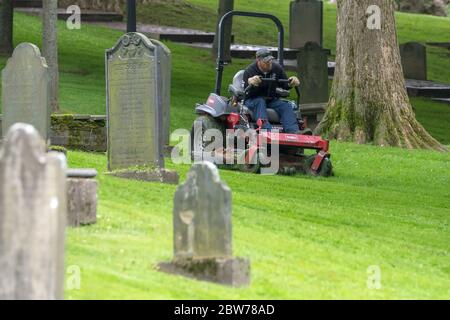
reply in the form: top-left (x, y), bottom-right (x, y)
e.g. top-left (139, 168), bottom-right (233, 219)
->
top-left (245, 97), bottom-right (299, 133)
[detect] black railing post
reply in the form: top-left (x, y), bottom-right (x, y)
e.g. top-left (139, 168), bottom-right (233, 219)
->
top-left (127, 0), bottom-right (137, 33)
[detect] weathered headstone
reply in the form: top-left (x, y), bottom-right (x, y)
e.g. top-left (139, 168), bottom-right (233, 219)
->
top-left (297, 42), bottom-right (329, 104)
top-left (2, 43), bottom-right (51, 141)
top-left (151, 39), bottom-right (171, 148)
top-left (159, 162), bottom-right (250, 287)
top-left (67, 169), bottom-right (98, 227)
top-left (289, 0), bottom-right (323, 49)
top-left (106, 32), bottom-right (162, 170)
top-left (400, 42), bottom-right (427, 80)
top-left (106, 32), bottom-right (178, 184)
top-left (0, 123), bottom-right (66, 300)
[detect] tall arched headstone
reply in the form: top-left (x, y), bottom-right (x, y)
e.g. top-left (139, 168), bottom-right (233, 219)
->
top-left (0, 123), bottom-right (67, 300)
top-left (106, 32), bottom-right (164, 171)
top-left (106, 32), bottom-right (178, 184)
top-left (2, 43), bottom-right (51, 141)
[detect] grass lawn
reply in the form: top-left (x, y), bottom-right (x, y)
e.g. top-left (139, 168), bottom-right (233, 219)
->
top-left (66, 142), bottom-right (449, 299)
top-left (1, 6), bottom-right (449, 299)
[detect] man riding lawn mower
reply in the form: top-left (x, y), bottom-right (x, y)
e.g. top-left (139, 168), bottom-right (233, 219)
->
top-left (190, 11), bottom-right (333, 177)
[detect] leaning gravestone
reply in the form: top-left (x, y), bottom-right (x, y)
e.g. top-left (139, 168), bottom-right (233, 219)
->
top-left (0, 123), bottom-right (67, 300)
top-left (106, 32), bottom-right (178, 184)
top-left (289, 0), bottom-right (323, 49)
top-left (400, 42), bottom-right (427, 80)
top-left (158, 162), bottom-right (250, 287)
top-left (297, 42), bottom-right (329, 104)
top-left (2, 43), bottom-right (51, 141)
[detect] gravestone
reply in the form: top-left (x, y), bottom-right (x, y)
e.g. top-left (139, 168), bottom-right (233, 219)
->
top-left (289, 0), bottom-right (323, 49)
top-left (2, 43), bottom-right (51, 141)
top-left (0, 123), bottom-right (66, 300)
top-left (151, 39), bottom-right (171, 148)
top-left (67, 169), bottom-right (98, 227)
top-left (297, 42), bottom-right (329, 104)
top-left (106, 32), bottom-right (163, 170)
top-left (159, 162), bottom-right (250, 287)
top-left (106, 32), bottom-right (178, 184)
top-left (400, 42), bottom-right (427, 80)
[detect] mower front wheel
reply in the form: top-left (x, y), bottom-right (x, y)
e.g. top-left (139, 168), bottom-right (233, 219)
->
top-left (304, 154), bottom-right (333, 177)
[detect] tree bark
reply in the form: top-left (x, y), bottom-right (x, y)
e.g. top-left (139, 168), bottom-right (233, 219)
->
top-left (212, 0), bottom-right (234, 63)
top-left (316, 0), bottom-right (447, 151)
top-left (42, 0), bottom-right (59, 112)
top-left (0, 0), bottom-right (14, 56)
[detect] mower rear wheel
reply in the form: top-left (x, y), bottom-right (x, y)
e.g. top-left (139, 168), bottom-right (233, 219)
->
top-left (190, 115), bottom-right (225, 162)
top-left (304, 154), bottom-right (333, 177)
top-left (237, 148), bottom-right (261, 174)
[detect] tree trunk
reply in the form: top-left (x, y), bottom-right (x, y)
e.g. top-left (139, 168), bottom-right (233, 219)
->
top-left (42, 0), bottom-right (59, 112)
top-left (316, 0), bottom-right (447, 151)
top-left (0, 0), bottom-right (14, 56)
top-left (212, 0), bottom-right (234, 63)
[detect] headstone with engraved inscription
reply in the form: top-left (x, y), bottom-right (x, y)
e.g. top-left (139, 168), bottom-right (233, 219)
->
top-left (2, 43), bottom-right (51, 141)
top-left (106, 33), bottom-right (178, 184)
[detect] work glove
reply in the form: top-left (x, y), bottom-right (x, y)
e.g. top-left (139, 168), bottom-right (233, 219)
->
top-left (248, 75), bottom-right (262, 87)
top-left (288, 76), bottom-right (300, 87)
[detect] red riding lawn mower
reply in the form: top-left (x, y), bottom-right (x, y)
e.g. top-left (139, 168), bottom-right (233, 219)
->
top-left (190, 11), bottom-right (332, 177)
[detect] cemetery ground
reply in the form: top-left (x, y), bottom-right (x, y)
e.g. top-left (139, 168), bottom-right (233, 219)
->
top-left (2, 9), bottom-right (450, 299)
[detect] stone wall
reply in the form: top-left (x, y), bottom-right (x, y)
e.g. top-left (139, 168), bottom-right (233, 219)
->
top-left (0, 114), bottom-right (107, 152)
top-left (58, 0), bottom-right (122, 12)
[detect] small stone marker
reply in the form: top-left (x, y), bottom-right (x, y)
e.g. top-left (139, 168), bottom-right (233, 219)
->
top-left (67, 169), bottom-right (98, 227)
top-left (159, 162), bottom-right (250, 287)
top-left (106, 32), bottom-right (178, 184)
top-left (289, 0), bottom-right (323, 49)
top-left (297, 41), bottom-right (329, 104)
top-left (400, 42), bottom-right (427, 80)
top-left (0, 123), bottom-right (66, 300)
top-left (2, 43), bottom-right (51, 141)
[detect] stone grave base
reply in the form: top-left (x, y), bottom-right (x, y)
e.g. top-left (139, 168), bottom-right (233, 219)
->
top-left (158, 257), bottom-right (251, 287)
top-left (67, 169), bottom-right (98, 227)
top-left (108, 168), bottom-right (179, 185)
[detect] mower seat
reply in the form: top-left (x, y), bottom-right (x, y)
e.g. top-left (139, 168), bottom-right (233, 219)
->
top-left (228, 70), bottom-right (245, 100)
top-left (244, 106), bottom-right (281, 124)
top-left (267, 109), bottom-right (281, 123)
